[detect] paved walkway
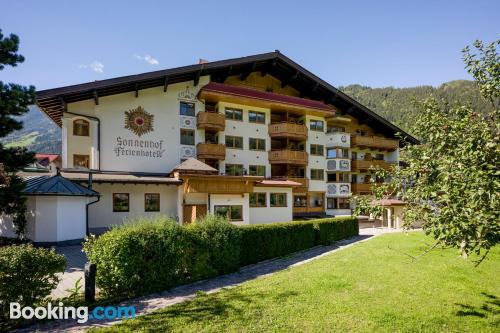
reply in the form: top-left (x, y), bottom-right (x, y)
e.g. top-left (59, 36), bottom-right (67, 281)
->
top-left (52, 246), bottom-right (87, 299)
top-left (21, 227), bottom-right (397, 332)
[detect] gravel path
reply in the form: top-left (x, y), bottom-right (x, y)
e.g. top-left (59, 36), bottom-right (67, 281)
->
top-left (17, 227), bottom-right (393, 332)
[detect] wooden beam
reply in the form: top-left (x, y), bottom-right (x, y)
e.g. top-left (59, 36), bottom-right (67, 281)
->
top-left (240, 62), bottom-right (256, 81)
top-left (163, 76), bottom-right (169, 92)
top-left (193, 70), bottom-right (201, 87)
top-left (58, 97), bottom-right (67, 112)
top-left (93, 90), bottom-right (99, 105)
top-left (281, 70), bottom-right (299, 88)
top-left (261, 58), bottom-right (277, 77)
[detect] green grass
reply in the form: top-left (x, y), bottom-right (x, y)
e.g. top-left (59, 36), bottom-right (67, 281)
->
top-left (5, 131), bottom-right (39, 148)
top-left (92, 232), bottom-right (499, 333)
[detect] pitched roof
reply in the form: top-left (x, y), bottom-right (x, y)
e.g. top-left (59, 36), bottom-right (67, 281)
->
top-left (35, 154), bottom-right (60, 163)
top-left (22, 173), bottom-right (99, 196)
top-left (172, 158), bottom-right (218, 173)
top-left (35, 51), bottom-right (418, 144)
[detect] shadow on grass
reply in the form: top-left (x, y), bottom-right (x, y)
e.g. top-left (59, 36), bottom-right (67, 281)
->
top-left (455, 292), bottom-right (499, 318)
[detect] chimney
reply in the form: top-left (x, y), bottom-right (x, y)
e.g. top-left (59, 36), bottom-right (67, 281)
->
top-left (198, 59), bottom-right (209, 64)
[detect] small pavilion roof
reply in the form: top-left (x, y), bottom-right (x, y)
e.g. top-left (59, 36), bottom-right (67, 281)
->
top-left (22, 172), bottom-right (99, 197)
top-left (172, 158), bottom-right (218, 174)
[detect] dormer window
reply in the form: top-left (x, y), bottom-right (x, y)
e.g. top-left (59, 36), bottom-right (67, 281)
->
top-left (73, 119), bottom-right (89, 136)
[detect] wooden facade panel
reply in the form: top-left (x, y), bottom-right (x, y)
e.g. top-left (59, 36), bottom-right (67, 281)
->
top-left (268, 150), bottom-right (308, 165)
top-left (197, 112), bottom-right (225, 131)
top-left (197, 143), bottom-right (226, 160)
top-left (268, 122), bottom-right (308, 140)
top-left (351, 160), bottom-right (395, 171)
top-left (185, 178), bottom-right (253, 194)
top-left (351, 135), bottom-right (399, 151)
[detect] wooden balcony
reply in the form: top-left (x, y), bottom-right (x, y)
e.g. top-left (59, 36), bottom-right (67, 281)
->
top-left (351, 160), bottom-right (395, 171)
top-left (351, 135), bottom-right (399, 151)
top-left (197, 143), bottom-right (226, 160)
top-left (268, 122), bottom-right (308, 140)
top-left (351, 183), bottom-right (373, 195)
top-left (197, 112), bottom-right (225, 131)
top-left (293, 206), bottom-right (324, 214)
top-left (268, 150), bottom-right (308, 165)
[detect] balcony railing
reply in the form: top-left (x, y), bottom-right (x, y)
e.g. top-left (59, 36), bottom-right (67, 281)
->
top-left (197, 143), bottom-right (226, 160)
top-left (268, 122), bottom-right (308, 140)
top-left (351, 159), bottom-right (395, 171)
top-left (197, 112), bottom-right (225, 131)
top-left (293, 206), bottom-right (324, 214)
top-left (351, 135), bottom-right (399, 150)
top-left (268, 150), bottom-right (308, 165)
top-left (351, 183), bottom-right (373, 195)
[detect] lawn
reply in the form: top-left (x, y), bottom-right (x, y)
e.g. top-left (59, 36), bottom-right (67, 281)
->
top-left (93, 232), bottom-right (499, 333)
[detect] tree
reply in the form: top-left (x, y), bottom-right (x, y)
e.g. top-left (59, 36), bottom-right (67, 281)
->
top-left (0, 29), bottom-right (36, 238)
top-left (353, 39), bottom-right (500, 263)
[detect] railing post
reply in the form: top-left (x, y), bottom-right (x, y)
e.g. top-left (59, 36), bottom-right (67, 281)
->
top-left (85, 262), bottom-right (96, 303)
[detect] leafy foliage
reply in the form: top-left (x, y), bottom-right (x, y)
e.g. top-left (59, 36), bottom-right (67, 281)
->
top-left (0, 244), bottom-right (66, 320)
top-left (0, 29), bottom-right (36, 238)
top-left (353, 39), bottom-right (500, 262)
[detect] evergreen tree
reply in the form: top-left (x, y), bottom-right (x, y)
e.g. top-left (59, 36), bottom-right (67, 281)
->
top-left (0, 29), bottom-right (36, 238)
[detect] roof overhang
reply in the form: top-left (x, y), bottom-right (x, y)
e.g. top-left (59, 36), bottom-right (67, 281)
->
top-left (35, 50), bottom-right (419, 145)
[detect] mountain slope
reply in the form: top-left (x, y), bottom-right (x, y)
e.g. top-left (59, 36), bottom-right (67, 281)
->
top-left (0, 80), bottom-right (491, 153)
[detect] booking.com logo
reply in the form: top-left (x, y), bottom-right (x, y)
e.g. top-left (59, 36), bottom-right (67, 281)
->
top-left (10, 302), bottom-right (136, 324)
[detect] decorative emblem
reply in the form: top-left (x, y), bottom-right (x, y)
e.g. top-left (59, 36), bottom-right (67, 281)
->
top-left (178, 86), bottom-right (197, 100)
top-left (124, 106), bottom-right (154, 137)
top-left (180, 146), bottom-right (196, 159)
top-left (339, 184), bottom-right (350, 194)
top-left (180, 116), bottom-right (196, 129)
top-left (339, 160), bottom-right (350, 170)
top-left (341, 135), bottom-right (347, 143)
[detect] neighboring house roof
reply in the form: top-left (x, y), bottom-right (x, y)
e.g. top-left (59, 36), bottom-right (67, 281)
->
top-left (35, 51), bottom-right (418, 144)
top-left (172, 158), bottom-right (218, 173)
top-left (254, 179), bottom-right (302, 187)
top-left (35, 154), bottom-right (60, 163)
top-left (22, 172), bottom-right (99, 197)
top-left (199, 82), bottom-right (334, 113)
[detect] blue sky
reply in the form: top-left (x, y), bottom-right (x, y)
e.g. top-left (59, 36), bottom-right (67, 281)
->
top-left (1, 0), bottom-right (498, 90)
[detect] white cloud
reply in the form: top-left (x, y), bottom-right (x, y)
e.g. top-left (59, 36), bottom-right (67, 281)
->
top-left (78, 61), bottom-right (104, 73)
top-left (134, 54), bottom-right (159, 65)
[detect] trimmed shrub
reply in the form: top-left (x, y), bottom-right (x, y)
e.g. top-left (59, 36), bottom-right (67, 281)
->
top-left (312, 217), bottom-right (359, 245)
top-left (84, 215), bottom-right (241, 298)
top-left (0, 244), bottom-right (66, 319)
top-left (239, 221), bottom-right (316, 266)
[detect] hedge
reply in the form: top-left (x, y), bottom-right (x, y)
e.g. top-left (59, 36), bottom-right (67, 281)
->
top-left (0, 244), bottom-right (66, 321)
top-left (83, 216), bottom-right (240, 298)
top-left (84, 215), bottom-right (358, 298)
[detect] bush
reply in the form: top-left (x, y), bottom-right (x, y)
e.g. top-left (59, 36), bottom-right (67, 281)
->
top-left (84, 215), bottom-right (241, 298)
top-left (312, 217), bottom-right (359, 245)
top-left (0, 244), bottom-right (66, 319)
top-left (239, 221), bottom-right (316, 266)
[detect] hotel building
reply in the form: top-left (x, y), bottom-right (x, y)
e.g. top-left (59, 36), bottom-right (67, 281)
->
top-left (1, 51), bottom-right (417, 244)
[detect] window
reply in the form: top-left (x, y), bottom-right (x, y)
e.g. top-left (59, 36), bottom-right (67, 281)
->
top-left (145, 193), bottom-right (160, 212)
top-left (113, 193), bottom-right (129, 212)
top-left (338, 173), bottom-right (349, 182)
top-left (310, 169), bottom-right (324, 180)
top-left (225, 135), bottom-right (243, 149)
top-left (180, 129), bottom-right (195, 145)
top-left (214, 205), bottom-right (243, 221)
top-left (351, 152), bottom-right (358, 160)
top-left (327, 198), bottom-right (336, 209)
top-left (180, 101), bottom-right (195, 116)
top-left (310, 144), bottom-right (324, 156)
top-left (338, 198), bottom-right (350, 209)
top-left (374, 153), bottom-right (384, 160)
top-left (249, 138), bottom-right (266, 151)
top-left (248, 111), bottom-right (265, 124)
top-left (326, 126), bottom-right (345, 133)
top-left (225, 108), bottom-right (243, 121)
top-left (327, 173), bottom-right (336, 182)
top-left (73, 119), bottom-right (89, 136)
top-left (270, 193), bottom-right (287, 207)
top-left (310, 120), bottom-right (324, 132)
top-left (294, 195), bottom-right (307, 207)
top-left (250, 193), bottom-right (266, 207)
top-left (225, 164), bottom-right (244, 176)
top-left (73, 154), bottom-right (89, 168)
top-left (327, 148), bottom-right (349, 158)
top-left (205, 132), bottom-right (218, 144)
top-left (249, 165), bottom-right (266, 176)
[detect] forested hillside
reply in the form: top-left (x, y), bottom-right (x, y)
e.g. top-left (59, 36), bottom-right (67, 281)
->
top-left (339, 80), bottom-right (493, 134)
top-left (0, 80), bottom-right (491, 153)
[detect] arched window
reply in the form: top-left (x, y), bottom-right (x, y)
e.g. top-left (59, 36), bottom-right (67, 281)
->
top-left (73, 119), bottom-right (89, 136)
